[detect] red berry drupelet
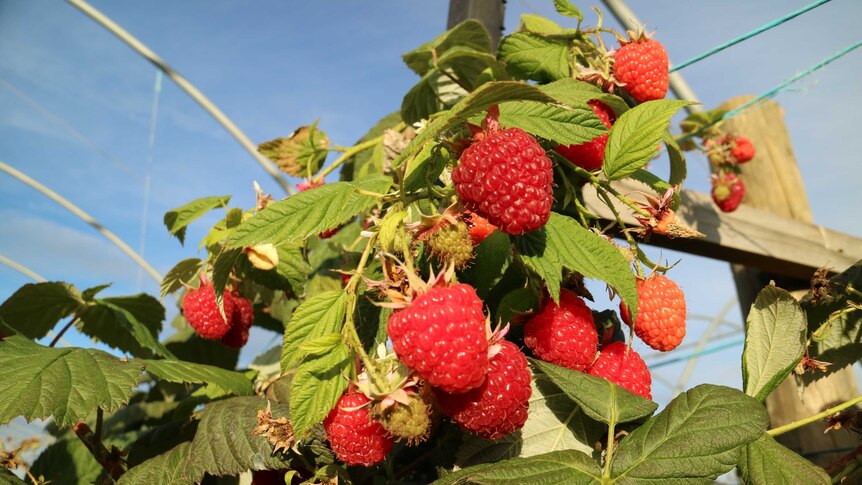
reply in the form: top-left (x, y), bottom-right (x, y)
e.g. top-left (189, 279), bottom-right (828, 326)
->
top-left (387, 284), bottom-right (489, 394)
top-left (613, 34), bottom-right (669, 104)
top-left (182, 283), bottom-right (235, 340)
top-left (524, 290), bottom-right (599, 371)
top-left (324, 389), bottom-right (393, 467)
top-left (556, 100), bottom-right (617, 172)
top-left (588, 341), bottom-right (652, 399)
top-left (452, 119), bottom-right (554, 235)
top-left (620, 274), bottom-right (686, 352)
top-left (220, 292), bottom-right (254, 349)
top-left (435, 340), bottom-right (532, 440)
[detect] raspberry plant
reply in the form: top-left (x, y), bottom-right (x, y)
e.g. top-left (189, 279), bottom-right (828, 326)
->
top-left (1, 2), bottom-right (859, 484)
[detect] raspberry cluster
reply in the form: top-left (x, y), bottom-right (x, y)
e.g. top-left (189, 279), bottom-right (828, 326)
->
top-left (702, 134), bottom-right (756, 213)
top-left (325, 281), bottom-right (533, 467)
top-left (181, 283), bottom-right (254, 348)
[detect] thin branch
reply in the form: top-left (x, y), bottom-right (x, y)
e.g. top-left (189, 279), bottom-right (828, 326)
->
top-left (49, 317), bottom-right (79, 348)
top-left (768, 394), bottom-right (862, 436)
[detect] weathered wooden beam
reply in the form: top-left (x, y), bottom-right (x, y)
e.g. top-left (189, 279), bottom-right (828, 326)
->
top-left (583, 179), bottom-right (862, 280)
top-left (447, 0), bottom-right (506, 49)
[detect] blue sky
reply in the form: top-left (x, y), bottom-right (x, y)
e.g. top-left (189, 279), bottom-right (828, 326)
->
top-left (1, 0), bottom-right (861, 414)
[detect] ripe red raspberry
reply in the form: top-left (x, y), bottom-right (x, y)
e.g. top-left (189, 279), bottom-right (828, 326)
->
top-left (711, 171), bottom-right (745, 213)
top-left (435, 340), bottom-right (532, 440)
top-left (452, 126), bottom-right (554, 235)
top-left (324, 389), bottom-right (393, 466)
top-left (556, 100), bottom-right (617, 171)
top-left (220, 292), bottom-right (254, 348)
top-left (524, 290), bottom-right (599, 371)
top-left (620, 274), bottom-right (686, 352)
top-left (613, 36), bottom-right (669, 104)
top-left (387, 284), bottom-right (489, 393)
top-left (588, 341), bottom-right (652, 399)
top-left (730, 136), bottom-right (755, 163)
top-left (182, 283), bottom-right (235, 340)
top-left (465, 211), bottom-right (497, 247)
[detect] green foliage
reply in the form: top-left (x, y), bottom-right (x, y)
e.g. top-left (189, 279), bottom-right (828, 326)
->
top-left (78, 294), bottom-right (173, 359)
top-left (226, 176), bottom-right (392, 248)
top-left (513, 213), bottom-right (638, 322)
top-left (495, 101), bottom-right (606, 145)
top-left (738, 434), bottom-right (830, 484)
top-left (257, 122), bottom-right (329, 178)
top-left (160, 258), bottom-right (203, 298)
top-left (0, 336), bottom-right (143, 427)
top-left (603, 100), bottom-right (694, 180)
top-left (498, 33), bottom-right (570, 83)
top-left (290, 341), bottom-right (353, 438)
top-left (163, 195), bottom-right (230, 245)
top-left (552, 0), bottom-right (583, 20)
top-left (0, 282), bottom-right (83, 339)
top-left (402, 20), bottom-right (491, 76)
top-left (281, 290), bottom-right (347, 371)
top-left (611, 385), bottom-right (767, 482)
top-left (437, 449), bottom-right (602, 485)
top-left (141, 359), bottom-right (254, 396)
top-left (742, 285), bottom-right (807, 402)
top-left (532, 359), bottom-right (657, 424)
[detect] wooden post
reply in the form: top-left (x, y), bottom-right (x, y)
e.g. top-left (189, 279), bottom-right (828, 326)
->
top-left (447, 0), bottom-right (506, 49)
top-left (719, 96), bottom-right (859, 466)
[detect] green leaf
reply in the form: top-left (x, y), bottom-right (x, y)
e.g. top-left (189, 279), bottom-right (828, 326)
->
top-left (540, 79), bottom-right (629, 117)
top-left (0, 282), bottom-right (84, 339)
top-left (461, 231), bottom-right (510, 300)
top-left (142, 359), bottom-right (254, 396)
top-left (402, 70), bottom-right (450, 125)
top-left (163, 195), bottom-right (230, 245)
top-left (281, 291), bottom-right (347, 371)
top-left (665, 131), bottom-right (687, 186)
top-left (742, 285), bottom-right (807, 402)
top-left (402, 19), bottom-right (491, 76)
top-left (258, 122), bottom-right (329, 177)
top-left (532, 359), bottom-right (656, 424)
top-left (341, 111), bottom-right (403, 182)
top-left (498, 33), bottom-right (569, 83)
top-left (165, 318), bottom-right (240, 369)
top-left (438, 47), bottom-right (507, 90)
top-left (519, 14), bottom-right (564, 34)
top-left (403, 143), bottom-right (450, 193)
top-left (160, 258), bottom-right (203, 299)
top-left (118, 442), bottom-right (194, 485)
top-left (512, 213), bottom-right (637, 322)
top-left (553, 0), bottom-right (583, 20)
top-left (226, 176), bottom-right (391, 249)
top-left (496, 101), bottom-right (606, 146)
top-left (0, 469), bottom-right (29, 484)
top-left (78, 295), bottom-right (173, 359)
top-left (290, 342), bottom-right (353, 437)
top-left (211, 247), bottom-right (243, 315)
top-left (393, 81), bottom-right (558, 170)
top-left (738, 433), bottom-right (830, 484)
top-left (455, 375), bottom-right (603, 468)
top-left (802, 260), bottom-right (862, 383)
top-left (611, 384), bottom-right (768, 483)
top-left (200, 206), bottom-right (244, 251)
top-left (190, 398), bottom-right (292, 478)
top-left (435, 449), bottom-right (602, 485)
top-left (299, 332), bottom-right (343, 355)
top-left (31, 437), bottom-right (103, 485)
top-left (0, 336), bottom-right (142, 427)
top-left (495, 287), bottom-right (540, 326)
top-left (81, 283), bottom-right (111, 301)
top-left (603, 100), bottom-right (694, 180)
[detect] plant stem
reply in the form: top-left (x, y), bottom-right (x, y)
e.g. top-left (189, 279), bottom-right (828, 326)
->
top-left (94, 407), bottom-right (104, 447)
top-left (768, 394), bottom-right (862, 436)
top-left (49, 316), bottom-right (79, 347)
top-left (552, 152), bottom-right (651, 219)
top-left (342, 233), bottom-right (386, 389)
top-left (602, 414), bottom-right (617, 478)
top-left (314, 135), bottom-right (385, 182)
top-left (596, 187), bottom-right (643, 278)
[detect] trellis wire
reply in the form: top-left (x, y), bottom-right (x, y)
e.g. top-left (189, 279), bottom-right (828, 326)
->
top-left (677, 40), bottom-right (862, 144)
top-left (649, 338), bottom-right (744, 369)
top-left (670, 0), bottom-right (832, 73)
